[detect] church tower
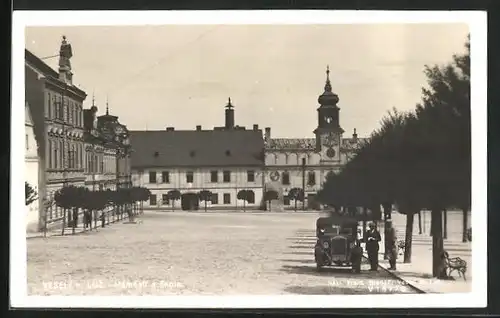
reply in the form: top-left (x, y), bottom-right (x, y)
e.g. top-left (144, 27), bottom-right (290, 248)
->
top-left (313, 66), bottom-right (344, 162)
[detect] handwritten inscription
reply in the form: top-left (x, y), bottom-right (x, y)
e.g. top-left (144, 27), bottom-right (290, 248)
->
top-left (42, 279), bottom-right (184, 291)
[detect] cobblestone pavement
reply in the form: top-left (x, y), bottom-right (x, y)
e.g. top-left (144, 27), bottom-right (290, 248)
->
top-left (27, 211), bottom-right (418, 295)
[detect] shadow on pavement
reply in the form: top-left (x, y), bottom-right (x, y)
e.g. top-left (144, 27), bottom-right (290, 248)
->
top-left (283, 251), bottom-right (313, 256)
top-left (279, 259), bottom-right (316, 264)
top-left (288, 245), bottom-right (313, 249)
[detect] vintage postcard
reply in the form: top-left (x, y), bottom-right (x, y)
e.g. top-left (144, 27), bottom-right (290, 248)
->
top-left (11, 10), bottom-right (487, 308)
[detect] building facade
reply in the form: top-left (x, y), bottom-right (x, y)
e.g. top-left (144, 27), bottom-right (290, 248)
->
top-left (25, 102), bottom-right (40, 231)
top-left (130, 67), bottom-right (365, 211)
top-left (25, 36), bottom-right (132, 230)
top-left (130, 99), bottom-right (265, 210)
top-left (25, 36), bottom-right (87, 228)
top-left (263, 66), bottom-right (366, 209)
top-left (83, 100), bottom-right (131, 192)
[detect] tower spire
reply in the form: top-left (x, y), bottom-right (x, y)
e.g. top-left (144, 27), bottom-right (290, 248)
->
top-left (324, 65), bottom-right (332, 92)
top-left (92, 90), bottom-right (95, 107)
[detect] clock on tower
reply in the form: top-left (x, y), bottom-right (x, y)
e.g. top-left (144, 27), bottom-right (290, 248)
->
top-left (313, 66), bottom-right (344, 159)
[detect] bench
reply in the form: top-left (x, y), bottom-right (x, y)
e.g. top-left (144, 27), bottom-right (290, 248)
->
top-left (443, 251), bottom-right (467, 281)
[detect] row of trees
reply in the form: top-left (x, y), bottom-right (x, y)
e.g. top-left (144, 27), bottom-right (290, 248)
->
top-left (162, 189), bottom-right (259, 212)
top-left (316, 36), bottom-right (470, 279)
top-left (52, 185), bottom-right (151, 236)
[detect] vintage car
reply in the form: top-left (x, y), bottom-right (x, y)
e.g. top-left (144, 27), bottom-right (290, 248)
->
top-left (314, 214), bottom-right (363, 272)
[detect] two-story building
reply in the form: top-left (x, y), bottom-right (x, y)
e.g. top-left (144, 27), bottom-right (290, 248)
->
top-left (130, 99), bottom-right (265, 210)
top-left (25, 102), bottom-right (41, 231)
top-left (25, 36), bottom-right (87, 228)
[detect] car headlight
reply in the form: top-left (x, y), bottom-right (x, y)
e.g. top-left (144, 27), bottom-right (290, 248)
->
top-left (322, 241), bottom-right (330, 249)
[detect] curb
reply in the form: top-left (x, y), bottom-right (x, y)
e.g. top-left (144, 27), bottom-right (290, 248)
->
top-left (362, 254), bottom-right (426, 294)
top-left (26, 218), bottom-right (135, 240)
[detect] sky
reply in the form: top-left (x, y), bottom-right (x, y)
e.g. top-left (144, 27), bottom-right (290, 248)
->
top-left (25, 24), bottom-right (469, 138)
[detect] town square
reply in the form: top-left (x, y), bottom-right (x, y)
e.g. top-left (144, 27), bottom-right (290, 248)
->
top-left (18, 16), bottom-right (481, 304)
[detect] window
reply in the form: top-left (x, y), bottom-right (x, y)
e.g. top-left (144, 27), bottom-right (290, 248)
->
top-left (150, 194), bottom-right (157, 206)
top-left (210, 170), bottom-right (218, 183)
top-left (162, 194), bottom-right (169, 205)
top-left (25, 134), bottom-right (29, 151)
top-left (162, 171), bottom-right (170, 183)
top-left (282, 172), bottom-right (290, 185)
top-left (247, 170), bottom-right (255, 182)
top-left (308, 171), bottom-right (316, 185)
top-left (186, 171), bottom-right (194, 183)
top-left (211, 193), bottom-right (219, 204)
top-left (149, 171), bottom-right (157, 183)
top-left (223, 170), bottom-right (231, 183)
top-left (284, 197), bottom-right (290, 206)
top-left (223, 193), bottom-right (231, 204)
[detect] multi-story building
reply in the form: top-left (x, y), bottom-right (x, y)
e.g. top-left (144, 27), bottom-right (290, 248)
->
top-left (83, 99), bottom-right (131, 191)
top-left (263, 66), bottom-right (366, 209)
top-left (25, 36), bottom-right (87, 228)
top-left (130, 99), bottom-right (265, 210)
top-left (130, 67), bottom-right (365, 211)
top-left (25, 102), bottom-right (41, 231)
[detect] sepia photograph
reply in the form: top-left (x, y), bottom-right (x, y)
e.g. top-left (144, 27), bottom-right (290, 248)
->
top-left (12, 11), bottom-right (487, 308)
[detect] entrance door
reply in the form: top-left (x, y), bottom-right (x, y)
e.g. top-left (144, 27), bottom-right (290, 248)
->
top-left (181, 193), bottom-right (199, 211)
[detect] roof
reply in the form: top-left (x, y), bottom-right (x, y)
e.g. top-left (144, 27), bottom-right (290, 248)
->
top-left (266, 138), bottom-right (316, 150)
top-left (129, 129), bottom-right (265, 168)
top-left (24, 49), bottom-right (87, 98)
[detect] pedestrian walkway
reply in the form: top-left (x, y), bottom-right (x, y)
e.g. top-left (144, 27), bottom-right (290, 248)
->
top-left (374, 211), bottom-right (472, 294)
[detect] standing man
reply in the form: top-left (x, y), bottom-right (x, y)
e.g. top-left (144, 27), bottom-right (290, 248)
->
top-left (386, 219), bottom-right (398, 270)
top-left (366, 222), bottom-right (381, 271)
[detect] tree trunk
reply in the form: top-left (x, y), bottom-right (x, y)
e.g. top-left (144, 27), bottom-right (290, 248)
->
top-left (443, 209), bottom-right (448, 239)
top-left (294, 199), bottom-right (297, 212)
top-left (94, 210), bottom-right (98, 229)
top-left (72, 207), bottom-right (77, 234)
top-left (205, 200), bottom-right (207, 212)
top-left (404, 212), bottom-right (415, 263)
top-left (268, 200), bottom-right (272, 211)
top-left (61, 208), bottom-right (66, 235)
top-left (243, 199), bottom-right (246, 212)
top-left (382, 203), bottom-right (392, 260)
top-left (431, 207), bottom-right (445, 278)
top-left (418, 211), bottom-right (423, 234)
top-left (362, 207), bottom-right (367, 238)
top-left (462, 207), bottom-right (469, 242)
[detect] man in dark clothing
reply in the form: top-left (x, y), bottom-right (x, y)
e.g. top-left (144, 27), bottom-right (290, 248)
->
top-left (365, 222), bottom-right (381, 271)
top-left (386, 219), bottom-right (398, 270)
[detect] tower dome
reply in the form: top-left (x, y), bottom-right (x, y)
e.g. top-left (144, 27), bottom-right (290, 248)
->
top-left (318, 65), bottom-right (339, 106)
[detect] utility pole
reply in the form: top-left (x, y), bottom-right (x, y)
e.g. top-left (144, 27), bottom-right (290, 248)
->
top-left (302, 157), bottom-right (306, 210)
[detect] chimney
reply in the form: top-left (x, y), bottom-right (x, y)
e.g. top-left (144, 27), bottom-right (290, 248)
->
top-left (253, 124), bottom-right (259, 131)
top-left (196, 125), bottom-right (202, 131)
top-left (166, 127), bottom-right (175, 131)
top-left (352, 128), bottom-right (358, 140)
top-left (224, 97), bottom-right (235, 130)
top-left (265, 127), bottom-right (271, 142)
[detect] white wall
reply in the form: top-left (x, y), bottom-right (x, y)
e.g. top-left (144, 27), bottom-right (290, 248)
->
top-left (132, 167), bottom-right (264, 209)
top-left (25, 122), bottom-right (39, 232)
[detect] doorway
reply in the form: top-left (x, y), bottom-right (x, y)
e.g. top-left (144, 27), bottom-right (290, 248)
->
top-left (181, 192), bottom-right (199, 211)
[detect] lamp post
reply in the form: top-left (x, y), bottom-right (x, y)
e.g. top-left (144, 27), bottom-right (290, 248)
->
top-left (301, 157), bottom-right (306, 211)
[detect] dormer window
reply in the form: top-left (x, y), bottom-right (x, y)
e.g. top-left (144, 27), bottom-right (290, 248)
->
top-left (225, 150), bottom-right (231, 156)
top-left (190, 151), bottom-right (196, 157)
top-left (154, 151), bottom-right (159, 157)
